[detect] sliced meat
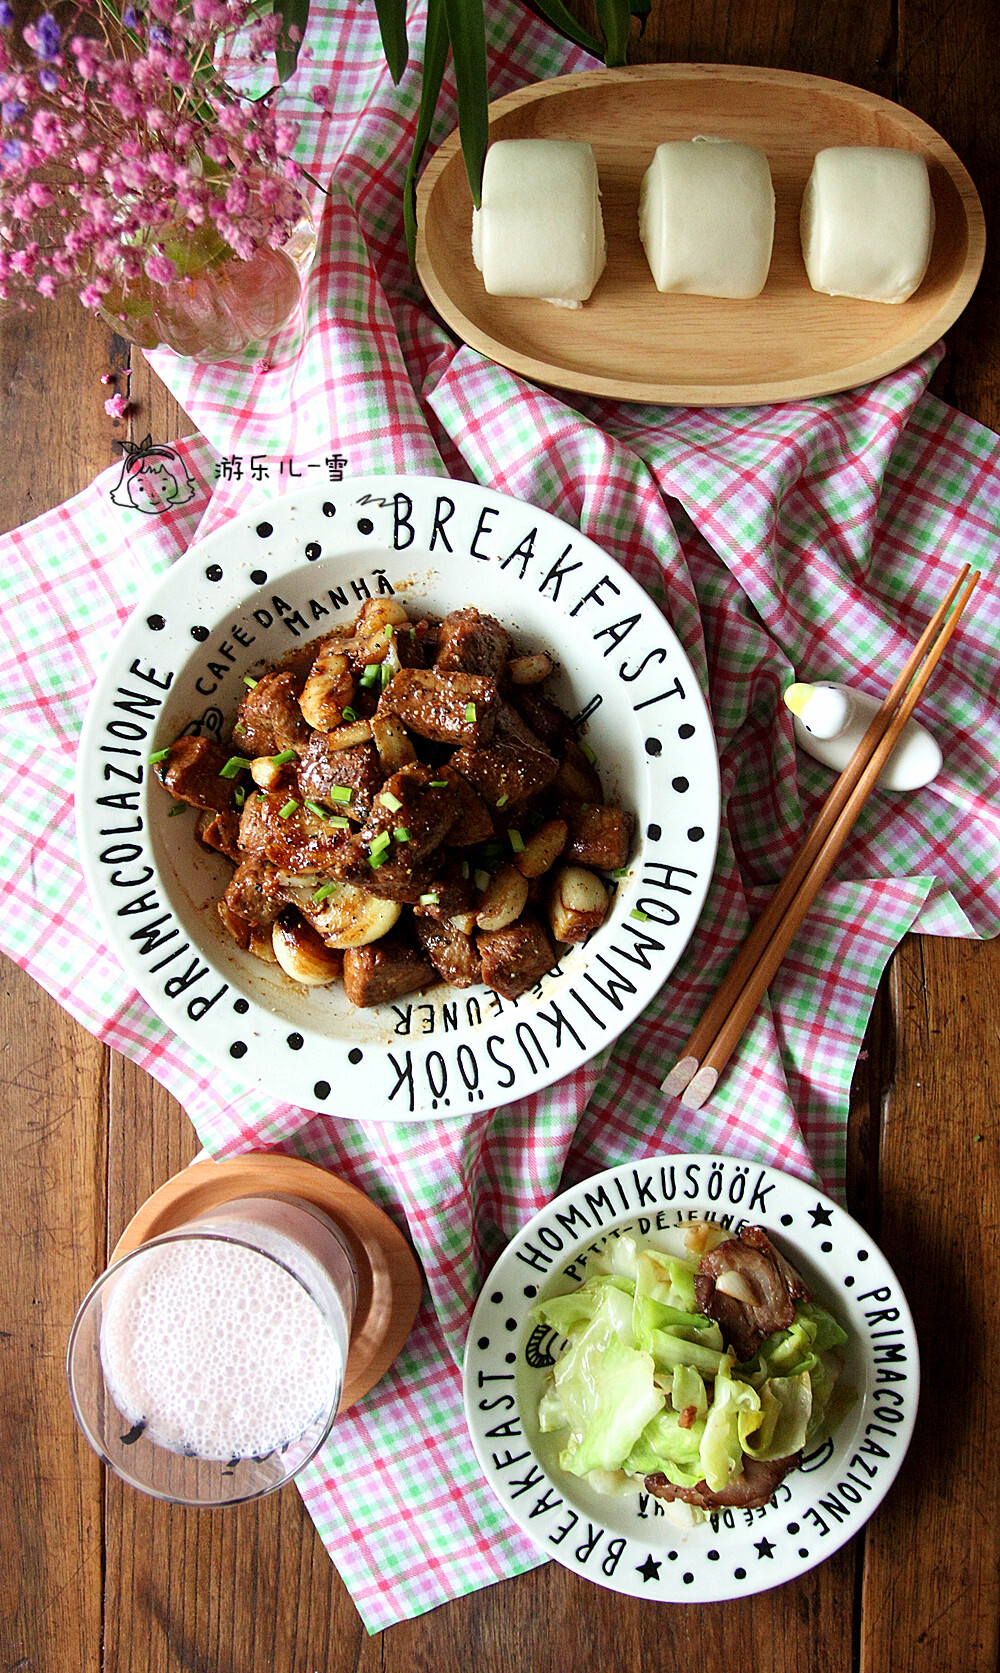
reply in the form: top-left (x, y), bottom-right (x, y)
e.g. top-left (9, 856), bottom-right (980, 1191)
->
top-left (477, 914), bottom-right (555, 1000)
top-left (217, 859), bottom-right (286, 950)
top-left (694, 1227), bottom-right (808, 1362)
top-left (645, 1453), bottom-right (800, 1511)
top-left (195, 807), bottom-right (242, 862)
top-left (158, 735), bottom-right (233, 813)
top-left (379, 668), bottom-right (500, 745)
top-left (238, 791), bottom-right (347, 875)
top-left (451, 704), bottom-right (559, 808)
top-left (435, 608), bottom-right (510, 679)
top-left (297, 734), bottom-right (382, 821)
top-left (232, 669), bottom-right (312, 757)
top-left (415, 917), bottom-right (482, 988)
top-left (565, 803), bottom-right (633, 872)
top-left (341, 931), bottom-right (436, 1008)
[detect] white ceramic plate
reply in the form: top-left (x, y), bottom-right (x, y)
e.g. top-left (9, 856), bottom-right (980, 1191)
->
top-left (76, 475), bottom-right (720, 1121)
top-left (464, 1153), bottom-right (918, 1600)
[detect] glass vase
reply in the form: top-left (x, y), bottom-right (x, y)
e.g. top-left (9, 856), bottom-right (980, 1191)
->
top-left (96, 203), bottom-right (315, 364)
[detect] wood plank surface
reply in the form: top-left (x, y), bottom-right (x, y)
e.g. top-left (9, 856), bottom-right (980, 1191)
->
top-left (0, 1), bottom-right (997, 1670)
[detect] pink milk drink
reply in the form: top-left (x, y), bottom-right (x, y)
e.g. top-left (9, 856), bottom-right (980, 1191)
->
top-left (68, 1195), bottom-right (357, 1506)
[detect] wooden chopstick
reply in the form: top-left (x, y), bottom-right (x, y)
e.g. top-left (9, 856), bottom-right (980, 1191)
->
top-left (662, 564), bottom-right (979, 1111)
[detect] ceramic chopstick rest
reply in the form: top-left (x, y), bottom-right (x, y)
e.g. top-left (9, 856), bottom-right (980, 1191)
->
top-left (638, 137), bottom-right (776, 299)
top-left (784, 681), bottom-right (942, 791)
top-left (471, 139), bottom-right (606, 308)
top-left (800, 147), bottom-right (934, 303)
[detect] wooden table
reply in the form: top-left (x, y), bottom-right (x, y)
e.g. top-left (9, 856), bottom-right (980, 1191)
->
top-left (2, 1), bottom-right (998, 1667)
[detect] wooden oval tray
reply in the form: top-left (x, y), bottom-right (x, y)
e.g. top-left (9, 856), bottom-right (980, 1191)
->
top-left (415, 63), bottom-right (985, 406)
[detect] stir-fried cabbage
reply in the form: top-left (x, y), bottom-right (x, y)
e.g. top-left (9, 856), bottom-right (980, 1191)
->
top-left (533, 1228), bottom-right (850, 1505)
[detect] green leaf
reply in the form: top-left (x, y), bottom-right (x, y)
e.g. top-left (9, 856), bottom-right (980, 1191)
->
top-left (593, 0), bottom-right (632, 65)
top-left (402, 0), bottom-right (451, 269)
top-left (373, 0), bottom-right (409, 82)
top-left (442, 0), bottom-right (489, 208)
top-left (523, 0), bottom-right (604, 56)
top-left (274, 0), bottom-right (311, 82)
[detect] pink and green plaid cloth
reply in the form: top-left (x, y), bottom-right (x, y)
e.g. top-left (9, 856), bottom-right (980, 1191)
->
top-left (1, 0), bottom-right (999, 1632)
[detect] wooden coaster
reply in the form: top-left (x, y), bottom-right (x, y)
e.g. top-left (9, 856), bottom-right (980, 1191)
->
top-left (110, 1155), bottom-right (424, 1413)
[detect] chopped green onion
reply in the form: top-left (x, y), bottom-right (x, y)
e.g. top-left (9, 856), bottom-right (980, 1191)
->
top-left (509, 829), bottom-right (525, 854)
top-left (369, 830), bottom-right (391, 857)
top-left (460, 861), bottom-right (470, 880)
top-left (328, 786), bottom-right (353, 804)
top-left (360, 663), bottom-right (380, 688)
top-left (270, 749), bottom-right (298, 766)
top-left (328, 816), bottom-right (351, 829)
top-left (394, 827), bottom-right (411, 842)
top-left (380, 662), bottom-right (395, 689)
top-left (342, 705), bottom-right (358, 723)
top-left (582, 743), bottom-right (597, 765)
top-left (495, 792), bottom-right (509, 808)
top-left (630, 908), bottom-right (649, 922)
top-left (483, 842), bottom-right (503, 858)
top-left (368, 851), bottom-right (387, 869)
top-left (379, 790), bottom-right (403, 812)
top-left (167, 803), bottom-right (186, 817)
top-left (312, 882), bottom-right (338, 904)
top-left (242, 675), bottom-right (258, 689)
top-left (279, 799), bottom-right (299, 819)
top-left (149, 747), bottom-right (171, 764)
top-left (304, 799), bottom-right (330, 819)
top-left (474, 869), bottom-right (490, 892)
top-left (233, 785), bottom-right (246, 809)
top-left (419, 893), bottom-right (440, 905)
top-left (219, 756), bottom-right (252, 779)
top-left (464, 702), bottom-right (477, 722)
top-left (429, 780), bottom-right (448, 789)
top-left (610, 866), bottom-right (629, 879)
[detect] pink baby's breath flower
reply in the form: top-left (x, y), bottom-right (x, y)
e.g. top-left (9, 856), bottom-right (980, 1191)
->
top-left (104, 392), bottom-right (129, 419)
top-left (144, 251), bottom-right (177, 284)
top-left (79, 282), bottom-right (104, 307)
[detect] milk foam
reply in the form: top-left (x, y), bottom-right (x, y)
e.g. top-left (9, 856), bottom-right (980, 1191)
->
top-left (100, 1237), bottom-right (341, 1461)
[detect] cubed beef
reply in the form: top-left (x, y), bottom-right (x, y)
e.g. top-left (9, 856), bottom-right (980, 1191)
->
top-left (411, 855), bottom-right (475, 922)
top-left (341, 932), bottom-right (436, 1008)
top-left (555, 737), bottom-right (604, 802)
top-left (379, 668), bottom-right (500, 745)
top-left (450, 704), bottom-right (558, 808)
top-left (396, 619), bottom-right (438, 668)
top-left (333, 763), bottom-right (459, 899)
top-left (415, 917), bottom-right (482, 988)
top-left (232, 669), bottom-right (313, 757)
top-left (565, 803), bottom-right (633, 871)
top-left (158, 735), bottom-right (233, 813)
top-left (218, 859), bottom-right (286, 950)
top-left (238, 791), bottom-right (347, 875)
top-left (195, 807), bottom-right (242, 862)
top-left (435, 608), bottom-right (510, 679)
top-left (510, 687), bottom-right (572, 750)
top-left (297, 735), bottom-right (382, 820)
top-left (438, 765), bottom-right (494, 845)
top-left (477, 914), bottom-right (555, 1000)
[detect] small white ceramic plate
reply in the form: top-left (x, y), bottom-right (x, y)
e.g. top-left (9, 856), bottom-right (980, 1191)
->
top-left (76, 475), bottom-right (719, 1121)
top-left (464, 1153), bottom-right (918, 1601)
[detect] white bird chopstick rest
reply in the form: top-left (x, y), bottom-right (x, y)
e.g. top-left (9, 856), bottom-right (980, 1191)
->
top-left (784, 681), bottom-right (942, 791)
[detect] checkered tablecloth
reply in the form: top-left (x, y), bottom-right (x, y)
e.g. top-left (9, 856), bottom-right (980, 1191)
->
top-left (1, 0), bottom-right (999, 1632)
